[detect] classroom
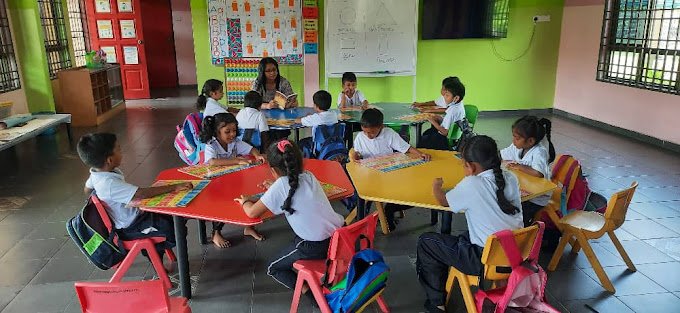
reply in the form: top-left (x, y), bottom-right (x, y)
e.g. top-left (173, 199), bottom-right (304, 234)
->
top-left (0, 0), bottom-right (679, 312)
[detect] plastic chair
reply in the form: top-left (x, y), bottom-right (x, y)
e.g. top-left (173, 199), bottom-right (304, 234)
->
top-left (90, 195), bottom-right (176, 289)
top-left (238, 128), bottom-right (262, 150)
top-left (388, 124), bottom-right (410, 143)
top-left (445, 224), bottom-right (542, 313)
top-left (533, 154), bottom-right (583, 230)
top-left (447, 104), bottom-right (479, 149)
top-left (547, 182), bottom-right (638, 293)
top-left (74, 280), bottom-right (191, 313)
top-left (290, 213), bottom-right (390, 313)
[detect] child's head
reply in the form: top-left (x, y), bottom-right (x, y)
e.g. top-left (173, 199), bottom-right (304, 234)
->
top-left (511, 115), bottom-right (556, 162)
top-left (257, 57), bottom-right (280, 86)
top-left (77, 133), bottom-right (121, 170)
top-left (244, 91), bottom-right (264, 109)
top-left (312, 90), bottom-right (332, 111)
top-left (360, 108), bottom-right (384, 139)
top-left (440, 76), bottom-right (456, 95)
top-left (341, 72), bottom-right (358, 92)
top-left (200, 113), bottom-right (239, 145)
top-left (266, 139), bottom-right (303, 214)
top-left (460, 135), bottom-right (520, 216)
top-left (196, 79), bottom-right (224, 110)
top-left (443, 78), bottom-right (465, 105)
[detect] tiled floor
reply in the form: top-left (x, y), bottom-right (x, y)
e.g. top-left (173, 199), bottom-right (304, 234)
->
top-left (0, 93), bottom-right (678, 313)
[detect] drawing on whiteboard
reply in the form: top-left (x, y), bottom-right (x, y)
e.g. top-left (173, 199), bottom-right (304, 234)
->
top-left (377, 34), bottom-right (389, 55)
top-left (373, 1), bottom-right (396, 27)
top-left (339, 7), bottom-right (356, 25)
top-left (340, 36), bottom-right (357, 50)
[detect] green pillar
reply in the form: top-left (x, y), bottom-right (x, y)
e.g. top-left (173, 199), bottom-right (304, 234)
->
top-left (8, 0), bottom-right (56, 113)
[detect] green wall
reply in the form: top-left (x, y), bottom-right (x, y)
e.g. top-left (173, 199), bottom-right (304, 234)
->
top-left (191, 0), bottom-right (564, 110)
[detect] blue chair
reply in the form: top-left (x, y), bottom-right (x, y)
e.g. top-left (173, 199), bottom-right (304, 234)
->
top-left (238, 128), bottom-right (262, 150)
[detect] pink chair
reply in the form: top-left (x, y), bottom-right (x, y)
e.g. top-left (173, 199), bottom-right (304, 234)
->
top-left (290, 213), bottom-right (390, 313)
top-left (74, 280), bottom-right (191, 313)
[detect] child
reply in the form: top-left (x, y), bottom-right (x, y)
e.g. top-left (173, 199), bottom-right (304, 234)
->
top-left (296, 90), bottom-right (339, 144)
top-left (418, 77), bottom-right (467, 151)
top-left (338, 72), bottom-right (368, 109)
top-left (417, 135), bottom-right (523, 313)
top-left (200, 113), bottom-right (267, 248)
top-left (351, 108), bottom-right (431, 230)
top-left (235, 139), bottom-right (344, 295)
top-left (500, 115), bottom-right (556, 226)
top-left (412, 76), bottom-right (457, 113)
top-left (196, 79), bottom-right (235, 117)
top-left (77, 133), bottom-right (191, 267)
top-left (236, 91), bottom-right (270, 149)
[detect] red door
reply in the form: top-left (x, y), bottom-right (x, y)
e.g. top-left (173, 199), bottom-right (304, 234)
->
top-left (85, 0), bottom-right (150, 99)
top-left (140, 0), bottom-right (178, 89)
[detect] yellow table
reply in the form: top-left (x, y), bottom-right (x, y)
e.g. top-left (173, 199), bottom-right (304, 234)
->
top-left (345, 149), bottom-right (558, 234)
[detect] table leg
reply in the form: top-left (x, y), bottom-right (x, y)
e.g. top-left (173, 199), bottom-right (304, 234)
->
top-left (198, 220), bottom-right (207, 245)
top-left (415, 123), bottom-right (423, 147)
top-left (357, 198), bottom-right (366, 220)
top-left (440, 211), bottom-right (452, 235)
top-left (66, 123), bottom-right (73, 143)
top-left (294, 128), bottom-right (300, 142)
top-left (173, 216), bottom-right (191, 299)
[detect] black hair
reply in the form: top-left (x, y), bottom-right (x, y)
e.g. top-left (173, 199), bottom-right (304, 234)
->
top-left (460, 135), bottom-right (520, 216)
top-left (342, 72), bottom-right (357, 84)
top-left (441, 76), bottom-right (457, 85)
top-left (360, 108), bottom-right (383, 127)
top-left (443, 78), bottom-right (465, 103)
top-left (312, 90), bottom-right (332, 111)
top-left (255, 57), bottom-right (280, 92)
top-left (512, 115), bottom-right (556, 163)
top-left (244, 90), bottom-right (263, 109)
top-left (77, 133), bottom-right (117, 169)
top-left (200, 113), bottom-right (238, 144)
top-left (196, 79), bottom-right (223, 111)
top-left (266, 139), bottom-right (303, 214)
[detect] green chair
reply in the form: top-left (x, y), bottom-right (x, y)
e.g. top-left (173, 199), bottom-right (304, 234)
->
top-left (389, 125), bottom-right (411, 143)
top-left (447, 104), bottom-right (479, 149)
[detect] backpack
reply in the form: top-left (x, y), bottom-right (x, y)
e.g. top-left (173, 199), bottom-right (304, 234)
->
top-left (238, 128), bottom-right (262, 150)
top-left (453, 118), bottom-right (475, 152)
top-left (325, 247), bottom-right (390, 313)
top-left (475, 223), bottom-right (559, 313)
top-left (66, 195), bottom-right (126, 270)
top-left (174, 112), bottom-right (204, 165)
top-left (313, 123), bottom-right (349, 163)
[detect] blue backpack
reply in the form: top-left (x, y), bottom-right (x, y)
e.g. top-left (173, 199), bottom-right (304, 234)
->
top-left (174, 112), bottom-right (204, 165)
top-left (313, 123), bottom-right (348, 162)
top-left (326, 249), bottom-right (390, 313)
top-left (238, 128), bottom-right (262, 150)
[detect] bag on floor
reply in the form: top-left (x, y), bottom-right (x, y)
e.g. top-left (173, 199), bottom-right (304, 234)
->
top-left (66, 196), bottom-right (126, 270)
top-left (475, 222), bottom-right (559, 313)
top-left (325, 247), bottom-right (389, 313)
top-left (174, 112), bottom-right (204, 165)
top-left (313, 123), bottom-right (348, 163)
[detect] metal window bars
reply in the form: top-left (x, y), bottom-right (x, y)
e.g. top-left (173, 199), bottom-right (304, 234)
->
top-left (0, 0), bottom-right (21, 93)
top-left (38, 0), bottom-right (72, 79)
top-left (67, 0), bottom-right (90, 67)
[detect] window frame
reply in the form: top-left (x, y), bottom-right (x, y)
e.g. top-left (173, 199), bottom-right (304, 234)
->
top-left (38, 0), bottom-right (72, 79)
top-left (66, 0), bottom-right (90, 67)
top-left (0, 0), bottom-right (21, 93)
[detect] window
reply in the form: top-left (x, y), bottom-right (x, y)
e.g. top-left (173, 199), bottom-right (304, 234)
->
top-left (67, 0), bottom-right (90, 67)
top-left (0, 0), bottom-right (20, 93)
top-left (597, 0), bottom-right (680, 95)
top-left (38, 0), bottom-right (72, 79)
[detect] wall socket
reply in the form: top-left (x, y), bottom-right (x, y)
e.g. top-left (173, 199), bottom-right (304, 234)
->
top-left (533, 15), bottom-right (551, 23)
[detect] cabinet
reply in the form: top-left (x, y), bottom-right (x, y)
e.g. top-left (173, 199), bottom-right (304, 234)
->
top-left (58, 64), bottom-right (126, 126)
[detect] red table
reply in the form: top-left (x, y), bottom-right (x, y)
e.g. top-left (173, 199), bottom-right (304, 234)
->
top-left (140, 159), bottom-right (355, 299)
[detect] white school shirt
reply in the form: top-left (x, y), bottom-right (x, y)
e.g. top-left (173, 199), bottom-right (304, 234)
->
top-left (236, 107), bottom-right (269, 132)
top-left (447, 169), bottom-right (524, 247)
top-left (301, 111), bottom-right (339, 141)
top-left (337, 90), bottom-right (367, 107)
top-left (85, 168), bottom-right (140, 229)
top-left (441, 100), bottom-right (466, 131)
top-left (500, 143), bottom-right (552, 206)
top-left (204, 138), bottom-right (253, 162)
top-left (434, 96), bottom-right (447, 108)
top-left (353, 127), bottom-right (411, 159)
top-left (203, 97), bottom-right (228, 118)
top-left (261, 171), bottom-right (344, 241)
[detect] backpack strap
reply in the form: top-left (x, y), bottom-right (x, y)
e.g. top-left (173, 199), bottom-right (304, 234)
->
top-left (495, 230), bottom-right (523, 268)
top-left (551, 155), bottom-right (571, 180)
top-left (354, 234), bottom-right (371, 252)
top-left (562, 160), bottom-right (581, 208)
top-left (91, 195), bottom-right (113, 233)
top-left (528, 222), bottom-right (545, 261)
top-left (319, 124), bottom-right (332, 140)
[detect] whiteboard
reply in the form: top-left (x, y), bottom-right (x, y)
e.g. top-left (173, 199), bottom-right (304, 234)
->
top-left (324, 0), bottom-right (418, 76)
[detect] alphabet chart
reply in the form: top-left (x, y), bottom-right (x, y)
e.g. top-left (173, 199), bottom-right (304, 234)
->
top-left (130, 180), bottom-right (210, 208)
top-left (359, 153), bottom-right (428, 173)
top-left (178, 163), bottom-right (257, 179)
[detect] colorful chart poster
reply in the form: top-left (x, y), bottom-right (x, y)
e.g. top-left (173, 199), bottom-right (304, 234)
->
top-left (95, 0), bottom-right (111, 13)
top-left (101, 46), bottom-right (117, 63)
top-left (130, 180), bottom-right (210, 208)
top-left (97, 20), bottom-right (114, 39)
top-left (123, 46), bottom-right (139, 64)
top-left (246, 182), bottom-right (346, 200)
top-left (359, 153), bottom-right (428, 173)
top-left (397, 113), bottom-right (437, 123)
top-left (117, 0), bottom-right (133, 12)
top-left (178, 163), bottom-right (257, 179)
top-left (119, 20), bottom-right (136, 38)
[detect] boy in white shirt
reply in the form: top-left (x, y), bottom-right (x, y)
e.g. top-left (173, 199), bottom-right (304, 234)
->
top-left (77, 133), bottom-right (192, 267)
top-left (296, 90), bottom-right (339, 140)
top-left (418, 78), bottom-right (467, 151)
top-left (412, 76), bottom-right (457, 113)
top-left (236, 91), bottom-right (270, 149)
top-left (338, 72), bottom-right (369, 109)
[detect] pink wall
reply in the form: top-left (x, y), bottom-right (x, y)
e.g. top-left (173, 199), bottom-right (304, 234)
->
top-left (171, 0), bottom-right (197, 86)
top-left (554, 3), bottom-right (680, 145)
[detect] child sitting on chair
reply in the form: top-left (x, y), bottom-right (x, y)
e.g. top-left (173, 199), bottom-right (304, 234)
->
top-left (338, 72), bottom-right (369, 110)
top-left (296, 90), bottom-right (339, 154)
top-left (412, 76), bottom-right (457, 113)
top-left (418, 77), bottom-right (467, 151)
top-left (236, 91), bottom-right (270, 149)
top-left (77, 133), bottom-right (191, 269)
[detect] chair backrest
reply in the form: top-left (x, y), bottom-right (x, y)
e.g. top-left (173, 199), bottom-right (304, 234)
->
top-left (604, 182), bottom-right (638, 229)
top-left (326, 213), bottom-right (378, 285)
top-left (447, 104), bottom-right (479, 146)
top-left (550, 155), bottom-right (581, 203)
top-left (480, 224), bottom-right (540, 281)
top-left (238, 128), bottom-right (262, 149)
top-left (75, 280), bottom-right (170, 313)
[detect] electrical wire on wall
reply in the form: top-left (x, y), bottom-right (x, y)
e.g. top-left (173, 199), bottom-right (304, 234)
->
top-left (490, 21), bottom-right (537, 62)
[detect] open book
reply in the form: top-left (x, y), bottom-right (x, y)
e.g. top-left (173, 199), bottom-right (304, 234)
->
top-left (273, 91), bottom-right (297, 109)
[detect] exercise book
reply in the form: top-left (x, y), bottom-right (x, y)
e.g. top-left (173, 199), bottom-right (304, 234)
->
top-left (359, 153), bottom-right (427, 173)
top-left (130, 180), bottom-right (210, 208)
top-left (178, 163), bottom-right (257, 179)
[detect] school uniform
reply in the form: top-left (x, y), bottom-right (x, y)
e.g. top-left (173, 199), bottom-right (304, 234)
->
top-left (434, 95), bottom-right (448, 108)
top-left (236, 107), bottom-right (269, 132)
top-left (203, 97), bottom-right (228, 118)
top-left (417, 169), bottom-right (523, 307)
top-left (500, 143), bottom-right (551, 225)
top-left (418, 100), bottom-right (466, 151)
top-left (301, 110), bottom-right (339, 141)
top-left (261, 171), bottom-right (344, 288)
top-left (337, 90), bottom-right (367, 108)
top-left (85, 168), bottom-right (175, 255)
top-left (252, 77), bottom-right (295, 140)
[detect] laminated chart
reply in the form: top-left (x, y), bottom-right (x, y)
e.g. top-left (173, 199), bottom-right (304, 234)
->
top-left (359, 153), bottom-right (427, 173)
top-left (267, 118), bottom-right (296, 127)
top-left (225, 58), bottom-right (259, 105)
top-left (131, 180), bottom-right (210, 208)
top-left (396, 113), bottom-right (436, 123)
top-left (246, 182), bottom-right (348, 200)
top-left (178, 163), bottom-right (257, 179)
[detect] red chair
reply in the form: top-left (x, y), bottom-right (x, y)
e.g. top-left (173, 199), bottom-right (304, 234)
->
top-left (90, 195), bottom-right (176, 289)
top-left (74, 280), bottom-right (191, 313)
top-left (290, 213), bottom-right (390, 313)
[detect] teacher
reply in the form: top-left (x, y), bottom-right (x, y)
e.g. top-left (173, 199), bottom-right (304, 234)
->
top-left (251, 57), bottom-right (298, 109)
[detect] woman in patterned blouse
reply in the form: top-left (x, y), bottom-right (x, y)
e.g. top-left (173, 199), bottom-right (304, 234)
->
top-left (251, 57), bottom-right (298, 109)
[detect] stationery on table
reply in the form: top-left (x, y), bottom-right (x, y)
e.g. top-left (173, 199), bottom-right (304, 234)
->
top-left (178, 163), bottom-right (257, 179)
top-left (273, 91), bottom-right (298, 109)
top-left (359, 153), bottom-right (428, 173)
top-left (130, 180), bottom-right (210, 207)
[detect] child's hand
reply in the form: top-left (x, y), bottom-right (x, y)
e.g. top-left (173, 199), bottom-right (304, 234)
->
top-left (174, 182), bottom-right (193, 192)
top-left (234, 195), bottom-right (249, 205)
top-left (254, 155), bottom-right (266, 164)
top-left (420, 153), bottom-right (431, 161)
top-left (432, 178), bottom-right (444, 190)
top-left (350, 150), bottom-right (362, 161)
top-left (258, 179), bottom-right (274, 190)
top-left (237, 157), bottom-right (253, 165)
top-left (361, 103), bottom-right (368, 110)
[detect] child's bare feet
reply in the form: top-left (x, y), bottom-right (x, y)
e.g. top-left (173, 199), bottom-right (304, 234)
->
top-left (212, 231), bottom-right (231, 248)
top-left (243, 226), bottom-right (265, 241)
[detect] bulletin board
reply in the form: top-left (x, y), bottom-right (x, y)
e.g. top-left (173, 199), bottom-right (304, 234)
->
top-left (208, 0), bottom-right (304, 65)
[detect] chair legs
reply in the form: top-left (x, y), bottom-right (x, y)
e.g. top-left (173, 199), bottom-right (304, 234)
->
top-left (110, 240), bottom-right (172, 289)
top-left (608, 230), bottom-right (636, 272)
top-left (375, 202), bottom-right (390, 235)
top-left (290, 270), bottom-right (332, 313)
top-left (547, 232), bottom-right (572, 271)
top-left (444, 268), bottom-right (478, 313)
top-left (574, 231), bottom-right (615, 293)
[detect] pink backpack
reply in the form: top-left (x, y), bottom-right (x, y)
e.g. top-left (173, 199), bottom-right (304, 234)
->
top-left (475, 222), bottom-right (559, 313)
top-left (551, 155), bottom-right (607, 218)
top-left (174, 112), bottom-right (205, 165)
